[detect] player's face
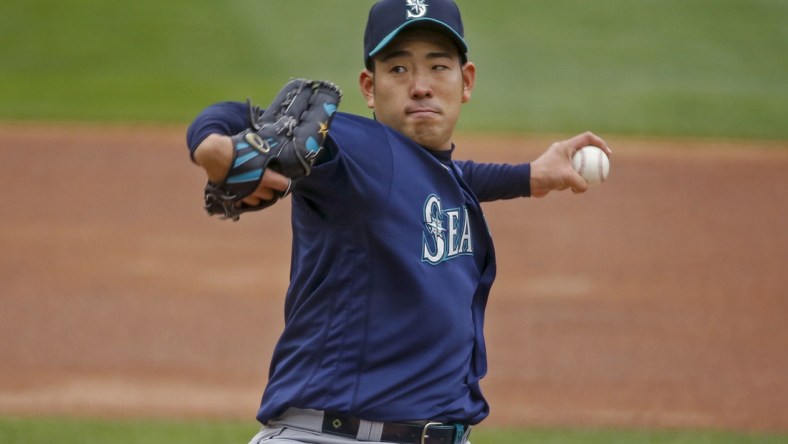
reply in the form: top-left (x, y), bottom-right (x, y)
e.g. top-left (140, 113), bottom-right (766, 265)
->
top-left (359, 28), bottom-right (476, 150)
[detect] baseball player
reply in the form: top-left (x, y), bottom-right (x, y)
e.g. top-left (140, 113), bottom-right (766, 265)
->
top-left (185, 1), bottom-right (610, 443)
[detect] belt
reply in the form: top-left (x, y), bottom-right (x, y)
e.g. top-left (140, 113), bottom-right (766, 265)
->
top-left (322, 412), bottom-right (469, 444)
top-left (271, 408), bottom-right (470, 444)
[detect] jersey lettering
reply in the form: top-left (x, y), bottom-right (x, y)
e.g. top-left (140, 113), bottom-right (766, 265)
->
top-left (422, 194), bottom-right (473, 265)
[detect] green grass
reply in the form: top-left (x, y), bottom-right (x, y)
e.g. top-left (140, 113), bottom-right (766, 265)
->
top-left (0, 416), bottom-right (786, 444)
top-left (1, 0), bottom-right (786, 139)
top-left (0, 416), bottom-right (257, 444)
top-left (479, 427), bottom-right (788, 444)
top-left (459, 0), bottom-right (788, 139)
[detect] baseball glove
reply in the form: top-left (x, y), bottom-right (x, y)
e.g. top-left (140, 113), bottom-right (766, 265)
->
top-left (204, 79), bottom-right (342, 221)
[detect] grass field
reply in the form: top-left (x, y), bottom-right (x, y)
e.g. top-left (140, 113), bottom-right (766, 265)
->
top-left (1, 417), bottom-right (786, 444)
top-left (1, 0), bottom-right (786, 139)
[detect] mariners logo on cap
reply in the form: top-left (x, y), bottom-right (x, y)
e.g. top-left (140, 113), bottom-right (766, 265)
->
top-left (406, 0), bottom-right (428, 19)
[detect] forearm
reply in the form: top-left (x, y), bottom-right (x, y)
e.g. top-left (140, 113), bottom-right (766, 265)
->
top-left (193, 134), bottom-right (234, 183)
top-left (185, 100), bottom-right (249, 161)
top-left (456, 161), bottom-right (531, 201)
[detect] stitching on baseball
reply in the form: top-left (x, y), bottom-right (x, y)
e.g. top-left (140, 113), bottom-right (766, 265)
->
top-left (577, 149), bottom-right (586, 176)
top-left (597, 150), bottom-right (605, 183)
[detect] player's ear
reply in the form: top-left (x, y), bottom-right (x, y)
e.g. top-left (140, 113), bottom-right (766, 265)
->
top-left (461, 61), bottom-right (476, 103)
top-left (359, 69), bottom-right (375, 109)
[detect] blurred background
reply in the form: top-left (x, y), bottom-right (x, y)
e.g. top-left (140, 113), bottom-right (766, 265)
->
top-left (1, 0), bottom-right (786, 138)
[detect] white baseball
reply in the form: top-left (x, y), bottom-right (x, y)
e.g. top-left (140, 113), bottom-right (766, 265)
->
top-left (572, 145), bottom-right (610, 187)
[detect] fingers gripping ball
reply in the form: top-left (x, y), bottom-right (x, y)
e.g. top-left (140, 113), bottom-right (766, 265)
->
top-left (572, 145), bottom-right (610, 187)
top-left (203, 79), bottom-right (343, 221)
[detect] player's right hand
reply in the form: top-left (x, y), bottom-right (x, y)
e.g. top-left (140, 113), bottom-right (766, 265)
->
top-left (530, 131), bottom-right (610, 197)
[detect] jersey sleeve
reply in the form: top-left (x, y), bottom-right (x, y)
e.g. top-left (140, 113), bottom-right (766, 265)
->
top-left (455, 160), bottom-right (531, 202)
top-left (185, 101), bottom-right (249, 162)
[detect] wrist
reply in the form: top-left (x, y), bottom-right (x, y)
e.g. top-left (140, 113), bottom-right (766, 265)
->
top-left (528, 158), bottom-right (546, 197)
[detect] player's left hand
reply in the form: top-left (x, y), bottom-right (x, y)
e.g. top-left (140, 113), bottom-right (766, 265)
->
top-left (203, 79), bottom-right (342, 221)
top-left (529, 131), bottom-right (610, 197)
top-left (240, 169), bottom-right (292, 207)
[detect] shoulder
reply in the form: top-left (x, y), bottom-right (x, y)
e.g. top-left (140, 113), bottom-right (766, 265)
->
top-left (307, 112), bottom-right (399, 186)
top-left (328, 112), bottom-right (417, 151)
top-left (330, 112), bottom-right (383, 136)
top-left (326, 112), bottom-right (387, 153)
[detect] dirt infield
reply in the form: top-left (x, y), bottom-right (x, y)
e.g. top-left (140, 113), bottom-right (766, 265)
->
top-left (0, 124), bottom-right (786, 432)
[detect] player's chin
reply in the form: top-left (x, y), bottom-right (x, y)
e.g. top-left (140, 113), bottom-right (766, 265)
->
top-left (408, 125), bottom-right (451, 150)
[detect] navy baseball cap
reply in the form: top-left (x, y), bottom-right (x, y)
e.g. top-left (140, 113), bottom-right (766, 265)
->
top-left (363, 0), bottom-right (468, 69)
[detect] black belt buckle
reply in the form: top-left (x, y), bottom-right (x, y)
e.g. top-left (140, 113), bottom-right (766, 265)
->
top-left (421, 422), bottom-right (443, 444)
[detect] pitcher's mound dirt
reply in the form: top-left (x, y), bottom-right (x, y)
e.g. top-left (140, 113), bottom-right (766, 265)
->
top-left (1, 124), bottom-right (786, 432)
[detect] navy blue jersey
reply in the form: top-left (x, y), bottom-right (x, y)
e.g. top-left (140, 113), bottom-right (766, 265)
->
top-left (186, 103), bottom-right (532, 425)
